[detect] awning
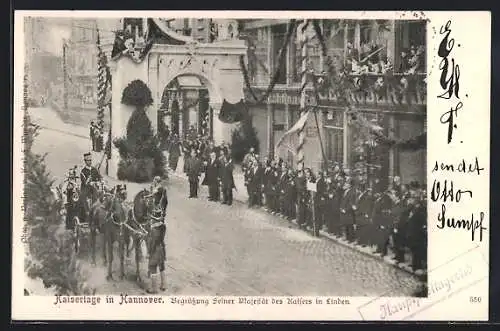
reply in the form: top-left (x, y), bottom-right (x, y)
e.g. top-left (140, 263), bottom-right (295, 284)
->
top-left (176, 76), bottom-right (203, 88)
top-left (218, 99), bottom-right (247, 123)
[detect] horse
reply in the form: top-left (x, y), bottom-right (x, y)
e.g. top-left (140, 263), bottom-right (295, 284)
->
top-left (125, 188), bottom-right (154, 283)
top-left (103, 194), bottom-right (129, 280)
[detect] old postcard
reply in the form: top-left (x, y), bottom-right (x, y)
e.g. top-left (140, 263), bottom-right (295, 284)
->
top-left (12, 10), bottom-right (490, 321)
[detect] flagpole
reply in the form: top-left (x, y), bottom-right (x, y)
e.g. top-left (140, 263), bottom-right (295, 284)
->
top-left (297, 20), bottom-right (309, 170)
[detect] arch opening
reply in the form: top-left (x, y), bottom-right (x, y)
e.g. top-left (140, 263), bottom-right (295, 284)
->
top-left (157, 73), bottom-right (221, 145)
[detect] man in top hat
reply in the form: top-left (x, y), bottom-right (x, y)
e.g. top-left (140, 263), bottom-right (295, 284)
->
top-left (285, 167), bottom-right (297, 220)
top-left (392, 183), bottom-right (411, 263)
top-left (330, 174), bottom-right (345, 236)
top-left (371, 181), bottom-right (395, 256)
top-left (406, 184), bottom-right (427, 273)
top-left (315, 170), bottom-right (327, 232)
top-left (202, 151), bottom-right (221, 202)
top-left (355, 177), bottom-right (376, 248)
top-left (278, 162), bottom-right (289, 217)
top-left (295, 169), bottom-right (308, 228)
top-left (339, 174), bottom-right (358, 242)
top-left (185, 149), bottom-right (202, 198)
top-left (220, 152), bottom-right (236, 205)
top-left (244, 159), bottom-right (254, 206)
top-left (247, 158), bottom-right (263, 208)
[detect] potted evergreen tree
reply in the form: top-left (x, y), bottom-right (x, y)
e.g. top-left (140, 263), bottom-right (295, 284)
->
top-left (114, 79), bottom-right (166, 182)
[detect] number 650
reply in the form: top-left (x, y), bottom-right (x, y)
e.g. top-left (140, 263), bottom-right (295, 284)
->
top-left (470, 296), bottom-right (482, 303)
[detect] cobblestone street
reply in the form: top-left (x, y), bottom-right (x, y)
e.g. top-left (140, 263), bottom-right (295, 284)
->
top-left (29, 107), bottom-right (424, 297)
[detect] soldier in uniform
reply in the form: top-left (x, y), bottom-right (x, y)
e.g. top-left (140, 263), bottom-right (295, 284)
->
top-left (339, 175), bottom-right (358, 242)
top-left (185, 149), bottom-right (202, 198)
top-left (64, 166), bottom-right (80, 230)
top-left (242, 147), bottom-right (256, 173)
top-left (146, 176), bottom-right (168, 294)
top-left (220, 153), bottom-right (235, 205)
top-left (80, 153), bottom-right (103, 213)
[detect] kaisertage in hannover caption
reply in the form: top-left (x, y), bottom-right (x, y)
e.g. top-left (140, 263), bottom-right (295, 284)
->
top-left (12, 11), bottom-right (490, 321)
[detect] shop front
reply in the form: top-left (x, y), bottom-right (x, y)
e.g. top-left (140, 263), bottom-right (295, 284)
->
top-left (244, 83), bottom-right (426, 185)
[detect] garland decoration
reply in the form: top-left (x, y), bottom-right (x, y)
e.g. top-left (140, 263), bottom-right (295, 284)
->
top-left (240, 20), bottom-right (297, 104)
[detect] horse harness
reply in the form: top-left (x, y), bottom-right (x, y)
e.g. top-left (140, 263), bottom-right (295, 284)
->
top-left (105, 187), bottom-right (166, 239)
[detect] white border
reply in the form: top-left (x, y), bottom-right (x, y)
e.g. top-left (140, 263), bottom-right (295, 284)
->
top-left (12, 10), bottom-right (491, 321)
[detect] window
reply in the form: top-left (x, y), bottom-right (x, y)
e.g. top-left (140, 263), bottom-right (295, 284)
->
top-left (395, 20), bottom-right (426, 73)
top-left (245, 27), bottom-right (269, 85)
top-left (325, 128), bottom-right (344, 165)
top-left (291, 24), bottom-right (321, 83)
top-left (272, 24), bottom-right (287, 85)
top-left (123, 18), bottom-right (144, 36)
top-left (324, 110), bottom-right (344, 165)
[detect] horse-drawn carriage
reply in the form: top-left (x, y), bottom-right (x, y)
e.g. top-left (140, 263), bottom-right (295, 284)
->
top-left (62, 167), bottom-right (168, 292)
top-left (63, 166), bottom-right (105, 253)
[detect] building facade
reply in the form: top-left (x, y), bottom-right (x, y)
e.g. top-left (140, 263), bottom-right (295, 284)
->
top-left (240, 19), bottom-right (426, 185)
top-left (65, 18), bottom-right (121, 109)
top-left (24, 17), bottom-right (64, 104)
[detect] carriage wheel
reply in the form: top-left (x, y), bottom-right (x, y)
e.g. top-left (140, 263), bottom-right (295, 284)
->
top-left (73, 216), bottom-right (81, 254)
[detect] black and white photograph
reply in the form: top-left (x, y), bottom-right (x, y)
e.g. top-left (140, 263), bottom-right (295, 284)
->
top-left (13, 11), bottom-right (490, 321)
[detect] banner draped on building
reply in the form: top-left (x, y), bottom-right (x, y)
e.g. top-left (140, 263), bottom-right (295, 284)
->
top-left (218, 99), bottom-right (247, 124)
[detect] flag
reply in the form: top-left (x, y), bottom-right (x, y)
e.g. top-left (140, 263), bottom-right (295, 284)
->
top-left (218, 99), bottom-right (247, 124)
top-left (111, 30), bottom-right (129, 59)
top-left (275, 110), bottom-right (311, 156)
top-left (110, 26), bottom-right (154, 63)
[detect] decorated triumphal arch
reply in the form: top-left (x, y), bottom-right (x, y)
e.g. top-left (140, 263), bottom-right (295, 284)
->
top-left (107, 19), bottom-right (247, 178)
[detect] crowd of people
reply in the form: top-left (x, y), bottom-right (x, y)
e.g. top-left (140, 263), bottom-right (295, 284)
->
top-left (241, 148), bottom-right (427, 273)
top-left (165, 130), bottom-right (236, 205)
top-left (163, 130), bottom-right (427, 273)
top-left (345, 41), bottom-right (425, 75)
top-left (343, 41), bottom-right (426, 96)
